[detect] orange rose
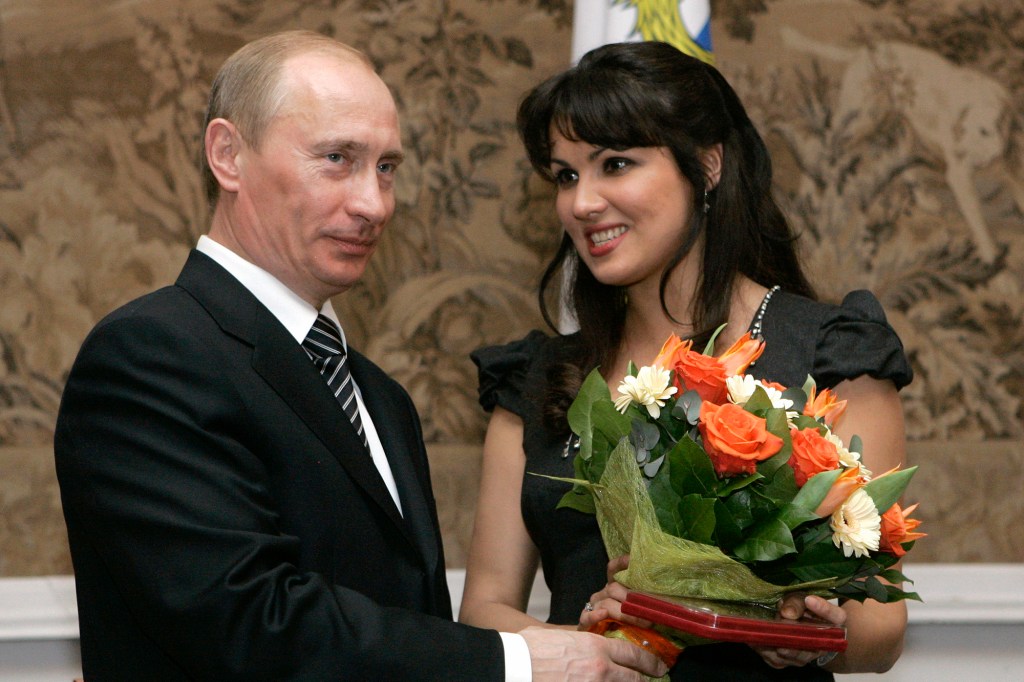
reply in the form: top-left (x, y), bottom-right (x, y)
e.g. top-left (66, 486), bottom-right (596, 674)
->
top-left (879, 503), bottom-right (926, 557)
top-left (814, 466), bottom-right (869, 517)
top-left (676, 350), bottom-right (730, 403)
top-left (804, 385), bottom-right (847, 426)
top-left (788, 427), bottom-right (841, 487)
top-left (698, 402), bottom-right (784, 477)
top-left (667, 332), bottom-right (765, 404)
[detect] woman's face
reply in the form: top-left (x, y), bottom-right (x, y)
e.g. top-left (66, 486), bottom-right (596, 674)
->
top-left (549, 131), bottom-right (695, 293)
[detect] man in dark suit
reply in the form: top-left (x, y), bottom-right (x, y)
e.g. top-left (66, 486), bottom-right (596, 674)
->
top-left (54, 30), bottom-right (666, 681)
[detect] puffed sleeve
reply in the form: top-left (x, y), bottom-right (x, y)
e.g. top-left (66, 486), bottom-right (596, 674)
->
top-left (812, 290), bottom-right (913, 390)
top-left (471, 329), bottom-right (551, 418)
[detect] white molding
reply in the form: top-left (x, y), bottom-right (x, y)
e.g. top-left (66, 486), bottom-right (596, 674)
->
top-left (0, 576), bottom-right (78, 640)
top-left (903, 563), bottom-right (1024, 624)
top-left (2, 564), bottom-right (1021, 641)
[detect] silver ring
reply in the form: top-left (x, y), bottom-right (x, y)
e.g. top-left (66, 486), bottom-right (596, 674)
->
top-left (584, 601), bottom-right (594, 612)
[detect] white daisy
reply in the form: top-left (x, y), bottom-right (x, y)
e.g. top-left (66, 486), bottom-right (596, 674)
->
top-left (614, 365), bottom-right (677, 419)
top-left (825, 431), bottom-right (871, 478)
top-left (726, 374), bottom-right (793, 411)
top-left (830, 488), bottom-right (881, 558)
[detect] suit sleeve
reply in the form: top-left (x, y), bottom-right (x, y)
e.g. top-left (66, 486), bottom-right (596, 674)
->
top-left (55, 307), bottom-right (505, 681)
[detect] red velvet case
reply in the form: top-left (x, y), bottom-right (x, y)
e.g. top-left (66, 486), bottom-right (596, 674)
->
top-left (622, 592), bottom-right (848, 652)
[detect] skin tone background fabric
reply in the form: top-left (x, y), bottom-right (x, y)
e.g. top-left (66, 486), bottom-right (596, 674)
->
top-left (0, 0), bottom-right (1021, 575)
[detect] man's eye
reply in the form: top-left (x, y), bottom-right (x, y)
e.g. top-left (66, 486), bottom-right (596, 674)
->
top-left (552, 168), bottom-right (578, 186)
top-left (326, 153), bottom-right (344, 163)
top-left (377, 162), bottom-right (397, 174)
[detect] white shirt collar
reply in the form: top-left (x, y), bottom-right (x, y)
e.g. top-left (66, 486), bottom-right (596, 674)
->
top-left (196, 235), bottom-right (345, 347)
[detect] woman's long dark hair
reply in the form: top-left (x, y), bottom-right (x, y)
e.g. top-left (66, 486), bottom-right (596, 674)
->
top-left (517, 41), bottom-right (816, 431)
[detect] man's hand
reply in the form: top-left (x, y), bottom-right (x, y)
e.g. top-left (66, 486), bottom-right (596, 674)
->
top-left (520, 626), bottom-right (669, 681)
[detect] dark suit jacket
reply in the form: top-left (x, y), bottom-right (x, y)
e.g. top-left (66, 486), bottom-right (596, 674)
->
top-left (55, 251), bottom-right (504, 681)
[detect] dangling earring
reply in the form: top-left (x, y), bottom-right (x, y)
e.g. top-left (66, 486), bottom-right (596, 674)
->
top-left (703, 188), bottom-right (710, 214)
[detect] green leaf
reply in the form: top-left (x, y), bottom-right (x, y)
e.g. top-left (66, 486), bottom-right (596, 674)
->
top-left (757, 457), bottom-right (799, 509)
top-left (878, 568), bottom-right (913, 585)
top-left (776, 502), bottom-right (821, 531)
top-left (556, 488), bottom-right (596, 514)
top-left (848, 434), bottom-right (863, 455)
top-left (713, 499), bottom-right (744, 551)
top-left (567, 369), bottom-right (630, 466)
top-left (702, 323), bottom-right (728, 355)
top-left (733, 518), bottom-right (797, 561)
top-left (723, 489), bottom-right (756, 530)
top-left (790, 467), bottom-right (843, 514)
top-left (668, 435), bottom-right (719, 496)
top-left (743, 386), bottom-right (775, 414)
top-left (782, 386), bottom-right (808, 411)
top-left (786, 542), bottom-right (862, 582)
top-left (677, 494), bottom-right (718, 544)
top-left (716, 472), bottom-right (763, 497)
top-left (648, 459), bottom-right (683, 535)
top-left (789, 414), bottom-right (823, 432)
top-left (863, 575), bottom-right (889, 602)
top-left (863, 466), bottom-right (917, 513)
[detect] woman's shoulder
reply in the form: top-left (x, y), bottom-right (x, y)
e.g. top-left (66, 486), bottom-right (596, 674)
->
top-left (471, 330), bottom-right (579, 414)
top-left (757, 289), bottom-right (913, 390)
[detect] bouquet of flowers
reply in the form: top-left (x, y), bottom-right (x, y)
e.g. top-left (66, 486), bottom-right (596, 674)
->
top-left (554, 329), bottom-right (924, 618)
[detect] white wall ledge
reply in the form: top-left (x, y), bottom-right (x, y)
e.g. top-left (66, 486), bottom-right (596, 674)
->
top-left (1, 564), bottom-right (1021, 641)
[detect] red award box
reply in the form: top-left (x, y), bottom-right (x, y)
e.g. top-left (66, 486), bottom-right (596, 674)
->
top-left (622, 592), bottom-right (848, 652)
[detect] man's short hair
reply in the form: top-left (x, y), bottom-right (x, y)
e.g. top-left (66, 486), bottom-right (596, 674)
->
top-left (200, 30), bottom-right (373, 207)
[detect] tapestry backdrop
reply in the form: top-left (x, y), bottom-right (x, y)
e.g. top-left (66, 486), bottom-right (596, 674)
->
top-left (0, 0), bottom-right (1021, 575)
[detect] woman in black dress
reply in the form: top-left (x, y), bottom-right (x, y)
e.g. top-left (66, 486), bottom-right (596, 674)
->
top-left (459, 41), bottom-right (912, 679)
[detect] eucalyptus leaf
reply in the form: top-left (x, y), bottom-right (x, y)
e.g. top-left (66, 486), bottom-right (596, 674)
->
top-left (672, 389), bottom-right (703, 425)
top-left (643, 454), bottom-right (666, 478)
top-left (848, 434), bottom-right (863, 455)
top-left (781, 386), bottom-right (808, 410)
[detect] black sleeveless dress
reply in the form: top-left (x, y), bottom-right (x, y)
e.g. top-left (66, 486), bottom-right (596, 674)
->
top-left (472, 290), bottom-right (913, 681)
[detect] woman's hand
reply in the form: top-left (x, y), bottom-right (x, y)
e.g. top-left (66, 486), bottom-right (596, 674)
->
top-left (751, 594), bottom-right (847, 669)
top-left (578, 555), bottom-right (654, 631)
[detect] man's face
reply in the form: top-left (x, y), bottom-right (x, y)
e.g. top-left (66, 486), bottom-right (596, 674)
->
top-left (232, 52), bottom-right (403, 307)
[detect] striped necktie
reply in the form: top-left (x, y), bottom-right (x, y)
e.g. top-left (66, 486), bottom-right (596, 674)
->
top-left (301, 314), bottom-right (368, 450)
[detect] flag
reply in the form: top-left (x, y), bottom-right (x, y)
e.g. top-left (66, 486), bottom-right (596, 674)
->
top-left (571, 0), bottom-right (714, 64)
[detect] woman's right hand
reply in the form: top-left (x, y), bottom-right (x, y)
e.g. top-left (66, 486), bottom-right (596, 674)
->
top-left (578, 554), bottom-right (654, 631)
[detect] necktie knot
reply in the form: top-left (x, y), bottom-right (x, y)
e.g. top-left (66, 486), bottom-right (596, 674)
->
top-left (302, 314), bottom-right (367, 450)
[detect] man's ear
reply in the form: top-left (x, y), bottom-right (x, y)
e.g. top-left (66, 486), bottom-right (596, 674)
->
top-left (700, 143), bottom-right (723, 190)
top-left (205, 118), bottom-right (243, 195)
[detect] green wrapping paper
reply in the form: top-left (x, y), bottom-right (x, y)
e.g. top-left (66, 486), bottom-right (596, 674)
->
top-left (585, 437), bottom-right (839, 606)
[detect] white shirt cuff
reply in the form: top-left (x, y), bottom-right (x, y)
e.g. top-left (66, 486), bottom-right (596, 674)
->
top-left (499, 631), bottom-right (532, 682)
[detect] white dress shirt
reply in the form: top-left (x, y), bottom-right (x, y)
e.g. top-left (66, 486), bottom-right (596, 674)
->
top-left (195, 236), bottom-right (531, 681)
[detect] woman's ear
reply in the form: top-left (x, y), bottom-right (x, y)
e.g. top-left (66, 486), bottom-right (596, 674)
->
top-left (205, 118), bottom-right (243, 195)
top-left (700, 143), bottom-right (723, 190)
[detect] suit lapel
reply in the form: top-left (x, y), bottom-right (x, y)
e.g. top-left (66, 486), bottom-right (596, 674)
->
top-left (176, 251), bottom-right (410, 540)
top-left (349, 352), bottom-right (440, 571)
